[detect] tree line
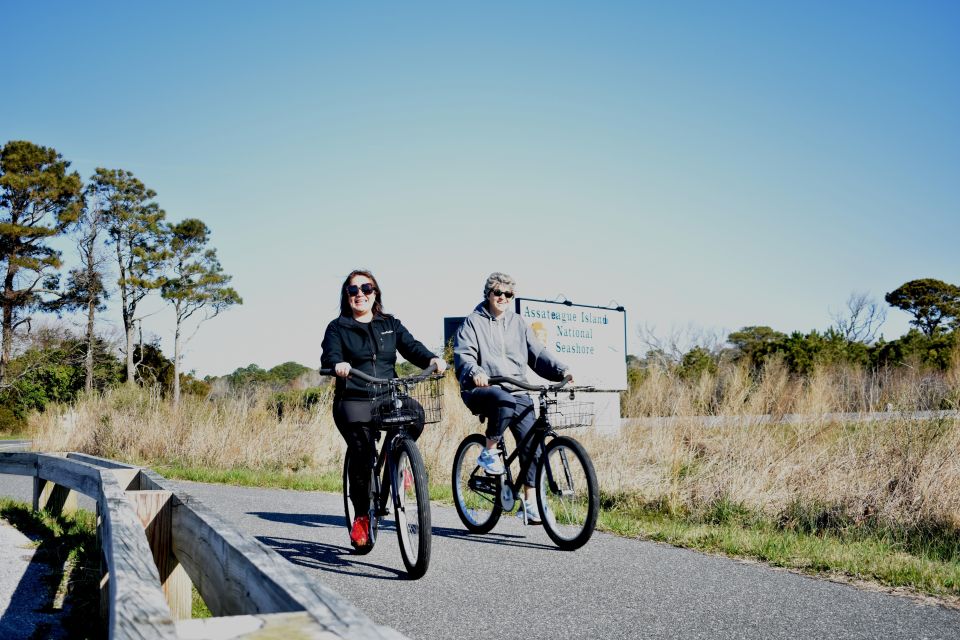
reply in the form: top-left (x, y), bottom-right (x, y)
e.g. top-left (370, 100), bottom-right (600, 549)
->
top-left (632, 280), bottom-right (960, 381)
top-left (0, 139), bottom-right (241, 424)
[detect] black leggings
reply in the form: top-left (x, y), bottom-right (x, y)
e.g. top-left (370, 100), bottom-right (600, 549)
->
top-left (333, 397), bottom-right (425, 514)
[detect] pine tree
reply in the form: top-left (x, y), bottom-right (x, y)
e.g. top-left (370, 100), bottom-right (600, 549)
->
top-left (161, 219), bottom-right (241, 404)
top-left (0, 141), bottom-right (82, 384)
top-left (89, 168), bottom-right (167, 385)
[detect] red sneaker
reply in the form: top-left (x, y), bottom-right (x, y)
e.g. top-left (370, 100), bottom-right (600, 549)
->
top-left (350, 515), bottom-right (370, 548)
top-left (403, 468), bottom-right (413, 491)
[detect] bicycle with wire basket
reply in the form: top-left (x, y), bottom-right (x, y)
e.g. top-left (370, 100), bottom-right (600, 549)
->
top-left (451, 376), bottom-right (600, 550)
top-left (319, 364), bottom-right (443, 578)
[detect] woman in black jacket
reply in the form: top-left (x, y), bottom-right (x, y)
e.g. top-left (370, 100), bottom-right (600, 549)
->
top-left (321, 268), bottom-right (445, 549)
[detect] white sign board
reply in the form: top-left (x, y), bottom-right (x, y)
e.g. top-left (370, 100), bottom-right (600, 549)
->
top-left (516, 298), bottom-right (627, 391)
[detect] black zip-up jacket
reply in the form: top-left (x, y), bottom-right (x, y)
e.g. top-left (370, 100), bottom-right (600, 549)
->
top-left (321, 314), bottom-right (437, 400)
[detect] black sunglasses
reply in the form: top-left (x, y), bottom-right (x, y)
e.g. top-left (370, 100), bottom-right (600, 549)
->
top-left (491, 289), bottom-right (514, 299)
top-left (347, 283), bottom-right (376, 297)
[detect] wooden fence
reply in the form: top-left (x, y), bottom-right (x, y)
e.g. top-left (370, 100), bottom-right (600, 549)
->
top-left (0, 451), bottom-right (405, 640)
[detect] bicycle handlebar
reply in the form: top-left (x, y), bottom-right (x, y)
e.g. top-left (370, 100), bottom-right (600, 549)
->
top-left (486, 375), bottom-right (570, 392)
top-left (318, 361), bottom-right (440, 385)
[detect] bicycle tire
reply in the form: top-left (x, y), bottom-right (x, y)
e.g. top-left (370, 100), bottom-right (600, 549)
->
top-left (342, 450), bottom-right (377, 554)
top-left (536, 436), bottom-right (599, 550)
top-left (451, 433), bottom-right (503, 534)
top-left (393, 438), bottom-right (431, 579)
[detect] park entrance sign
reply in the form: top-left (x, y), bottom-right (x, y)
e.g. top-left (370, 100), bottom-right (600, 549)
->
top-left (516, 298), bottom-right (627, 433)
top-left (516, 298), bottom-right (628, 391)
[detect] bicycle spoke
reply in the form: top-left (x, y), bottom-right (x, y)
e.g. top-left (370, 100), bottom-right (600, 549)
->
top-left (538, 437), bottom-right (598, 549)
top-left (394, 439), bottom-right (431, 578)
top-left (452, 434), bottom-right (502, 533)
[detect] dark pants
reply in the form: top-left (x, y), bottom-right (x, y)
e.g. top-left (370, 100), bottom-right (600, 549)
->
top-left (461, 386), bottom-right (539, 485)
top-left (333, 397), bottom-right (424, 514)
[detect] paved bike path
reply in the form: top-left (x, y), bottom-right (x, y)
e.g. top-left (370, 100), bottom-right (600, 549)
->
top-left (2, 475), bottom-right (958, 639)
top-left (169, 481), bottom-right (960, 639)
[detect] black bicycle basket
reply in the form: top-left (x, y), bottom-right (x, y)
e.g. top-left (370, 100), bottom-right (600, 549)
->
top-left (543, 397), bottom-right (595, 429)
top-left (369, 374), bottom-right (444, 428)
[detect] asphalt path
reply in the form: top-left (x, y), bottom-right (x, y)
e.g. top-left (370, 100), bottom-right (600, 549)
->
top-left (1, 474), bottom-right (959, 639)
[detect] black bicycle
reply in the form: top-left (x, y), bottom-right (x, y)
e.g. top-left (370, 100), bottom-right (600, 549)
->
top-left (319, 364), bottom-right (443, 579)
top-left (451, 376), bottom-right (599, 550)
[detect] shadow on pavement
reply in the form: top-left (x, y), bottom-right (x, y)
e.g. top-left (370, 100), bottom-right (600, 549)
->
top-left (248, 511), bottom-right (344, 528)
top-left (257, 535), bottom-right (406, 580)
top-left (248, 510), bottom-right (559, 551)
top-left (430, 524), bottom-right (558, 550)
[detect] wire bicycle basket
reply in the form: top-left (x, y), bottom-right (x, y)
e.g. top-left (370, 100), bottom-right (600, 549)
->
top-left (543, 396), bottom-right (595, 429)
top-left (369, 374), bottom-right (445, 428)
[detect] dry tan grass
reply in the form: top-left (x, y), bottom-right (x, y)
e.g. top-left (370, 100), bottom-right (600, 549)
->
top-left (29, 365), bottom-right (960, 533)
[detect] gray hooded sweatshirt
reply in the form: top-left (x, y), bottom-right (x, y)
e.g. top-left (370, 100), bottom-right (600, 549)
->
top-left (454, 302), bottom-right (568, 389)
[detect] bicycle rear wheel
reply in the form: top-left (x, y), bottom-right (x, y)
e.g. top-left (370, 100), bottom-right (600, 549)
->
top-left (393, 438), bottom-right (431, 579)
top-left (536, 436), bottom-right (599, 550)
top-left (451, 434), bottom-right (502, 533)
top-left (342, 450), bottom-right (378, 554)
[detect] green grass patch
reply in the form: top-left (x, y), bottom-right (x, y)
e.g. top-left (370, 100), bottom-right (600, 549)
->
top-left (156, 461), bottom-right (461, 505)
top-left (192, 586), bottom-right (212, 618)
top-left (598, 495), bottom-right (960, 600)
top-left (0, 498), bottom-right (103, 638)
top-left (153, 463), bottom-right (342, 493)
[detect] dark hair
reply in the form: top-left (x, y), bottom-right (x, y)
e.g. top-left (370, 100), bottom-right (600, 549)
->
top-left (339, 269), bottom-right (385, 318)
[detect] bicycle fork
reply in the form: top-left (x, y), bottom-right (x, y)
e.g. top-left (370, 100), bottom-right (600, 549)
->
top-left (379, 435), bottom-right (410, 519)
top-left (371, 436), bottom-right (393, 519)
top-left (544, 446), bottom-right (576, 498)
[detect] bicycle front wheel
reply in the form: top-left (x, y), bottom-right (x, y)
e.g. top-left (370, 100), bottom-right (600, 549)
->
top-left (342, 451), bottom-right (378, 554)
top-left (451, 434), bottom-right (502, 533)
top-left (393, 438), bottom-right (431, 579)
top-left (536, 436), bottom-right (599, 550)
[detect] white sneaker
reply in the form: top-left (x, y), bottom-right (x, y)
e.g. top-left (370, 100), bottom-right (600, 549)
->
top-left (476, 448), bottom-right (505, 475)
top-left (516, 499), bottom-right (542, 525)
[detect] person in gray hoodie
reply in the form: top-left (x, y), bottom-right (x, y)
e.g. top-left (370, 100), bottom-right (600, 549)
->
top-left (453, 271), bottom-right (573, 524)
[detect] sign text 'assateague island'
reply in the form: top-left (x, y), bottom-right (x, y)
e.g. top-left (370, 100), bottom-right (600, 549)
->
top-left (517, 298), bottom-right (627, 391)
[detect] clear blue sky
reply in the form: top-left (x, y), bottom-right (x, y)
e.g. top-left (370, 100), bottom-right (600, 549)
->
top-left (3, 1), bottom-right (958, 376)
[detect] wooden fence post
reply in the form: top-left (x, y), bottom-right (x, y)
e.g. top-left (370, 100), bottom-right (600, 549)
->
top-left (126, 489), bottom-right (193, 620)
top-left (32, 477), bottom-right (78, 516)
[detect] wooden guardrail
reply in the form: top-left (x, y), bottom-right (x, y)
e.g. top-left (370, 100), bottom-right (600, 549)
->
top-left (0, 451), bottom-right (406, 640)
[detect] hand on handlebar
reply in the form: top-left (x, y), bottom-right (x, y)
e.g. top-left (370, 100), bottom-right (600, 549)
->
top-left (430, 357), bottom-right (447, 374)
top-left (472, 371), bottom-right (490, 387)
top-left (563, 370), bottom-right (574, 384)
top-left (334, 362), bottom-right (352, 377)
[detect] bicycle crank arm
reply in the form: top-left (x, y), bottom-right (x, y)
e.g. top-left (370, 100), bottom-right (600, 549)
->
top-left (499, 483), bottom-right (515, 512)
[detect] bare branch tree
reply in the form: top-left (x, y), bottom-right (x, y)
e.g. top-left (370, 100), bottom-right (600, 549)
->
top-left (72, 196), bottom-right (111, 393)
top-left (831, 291), bottom-right (887, 344)
top-left (637, 322), bottom-right (726, 366)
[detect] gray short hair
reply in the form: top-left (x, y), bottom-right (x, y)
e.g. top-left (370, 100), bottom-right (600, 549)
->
top-left (483, 271), bottom-right (516, 298)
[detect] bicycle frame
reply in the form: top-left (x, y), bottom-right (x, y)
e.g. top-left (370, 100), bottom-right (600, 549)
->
top-left (368, 427), bottom-right (408, 518)
top-left (473, 390), bottom-right (566, 510)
